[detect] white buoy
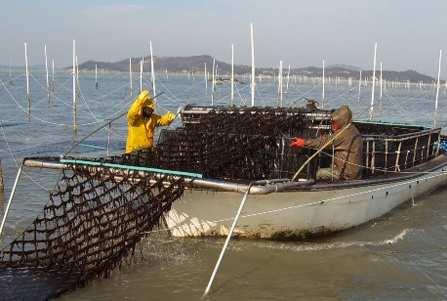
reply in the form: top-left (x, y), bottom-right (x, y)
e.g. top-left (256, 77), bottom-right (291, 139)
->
top-left (434, 49), bottom-right (442, 128)
top-left (322, 59), bottom-right (325, 108)
top-left (139, 59), bottom-right (143, 93)
top-left (278, 60), bottom-right (283, 107)
top-left (369, 42), bottom-right (378, 120)
top-left (44, 44), bottom-right (50, 103)
top-left (95, 64), bottom-right (98, 89)
top-left (51, 58), bottom-right (55, 92)
top-left (72, 40), bottom-right (77, 134)
top-left (250, 23), bottom-right (255, 107)
top-left (211, 57), bottom-right (216, 105)
top-left (357, 70), bottom-right (362, 103)
top-left (24, 42), bottom-right (31, 120)
top-left (230, 44), bottom-right (234, 106)
top-left (129, 57), bottom-right (133, 96)
top-left (149, 41), bottom-right (156, 96)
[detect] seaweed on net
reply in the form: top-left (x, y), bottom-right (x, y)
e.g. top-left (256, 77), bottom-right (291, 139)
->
top-left (0, 162), bottom-right (184, 300)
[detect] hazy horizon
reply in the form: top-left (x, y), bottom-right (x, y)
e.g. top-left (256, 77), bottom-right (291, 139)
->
top-left (1, 1), bottom-right (447, 77)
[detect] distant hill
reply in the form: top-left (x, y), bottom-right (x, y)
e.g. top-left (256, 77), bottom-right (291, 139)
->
top-left (75, 55), bottom-right (436, 83)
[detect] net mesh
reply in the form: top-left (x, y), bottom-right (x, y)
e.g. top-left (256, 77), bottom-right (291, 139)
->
top-left (0, 163), bottom-right (184, 300)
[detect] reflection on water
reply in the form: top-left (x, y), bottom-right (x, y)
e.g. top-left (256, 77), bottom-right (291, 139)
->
top-left (1, 70), bottom-right (447, 300)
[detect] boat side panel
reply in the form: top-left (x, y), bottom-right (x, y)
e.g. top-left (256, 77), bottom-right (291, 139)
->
top-left (165, 166), bottom-right (447, 239)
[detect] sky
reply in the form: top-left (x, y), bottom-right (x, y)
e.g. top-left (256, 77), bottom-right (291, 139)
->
top-left (1, 0), bottom-right (447, 75)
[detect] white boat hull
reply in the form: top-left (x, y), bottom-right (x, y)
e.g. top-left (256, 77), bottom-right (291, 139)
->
top-left (165, 164), bottom-right (447, 239)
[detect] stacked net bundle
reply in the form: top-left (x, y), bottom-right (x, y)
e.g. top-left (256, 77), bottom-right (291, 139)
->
top-left (150, 106), bottom-right (332, 181)
top-left (0, 163), bottom-right (184, 300)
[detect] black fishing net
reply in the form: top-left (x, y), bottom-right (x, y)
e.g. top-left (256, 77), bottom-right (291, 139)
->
top-left (0, 163), bottom-right (184, 300)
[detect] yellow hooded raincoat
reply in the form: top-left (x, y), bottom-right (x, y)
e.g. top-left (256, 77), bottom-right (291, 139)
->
top-left (125, 90), bottom-right (175, 153)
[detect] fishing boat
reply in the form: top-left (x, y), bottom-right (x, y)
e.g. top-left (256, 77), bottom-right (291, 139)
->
top-left (23, 104), bottom-right (447, 240)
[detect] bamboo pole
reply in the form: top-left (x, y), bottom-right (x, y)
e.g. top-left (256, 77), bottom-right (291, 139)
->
top-left (322, 59), bottom-right (325, 108)
top-left (369, 42), bottom-right (378, 120)
top-left (379, 62), bottom-right (383, 101)
top-left (203, 184), bottom-right (253, 297)
top-left (51, 58), bottom-right (55, 92)
top-left (139, 59), bottom-right (143, 93)
top-left (434, 49), bottom-right (442, 128)
top-left (230, 44), bottom-right (234, 106)
top-left (149, 41), bottom-right (156, 96)
top-left (24, 42), bottom-right (31, 121)
top-left (0, 163), bottom-right (23, 237)
top-left (129, 57), bottom-right (133, 96)
top-left (211, 57), bottom-right (216, 105)
top-left (72, 40), bottom-right (77, 135)
top-left (95, 64), bottom-right (98, 89)
top-left (44, 44), bottom-right (50, 103)
top-left (286, 64), bottom-right (291, 93)
top-left (250, 23), bottom-right (255, 107)
top-left (204, 62), bottom-right (208, 91)
top-left (357, 70), bottom-right (362, 103)
top-left (278, 60), bottom-right (283, 107)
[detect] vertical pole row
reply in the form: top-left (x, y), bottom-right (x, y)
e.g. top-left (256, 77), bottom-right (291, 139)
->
top-left (24, 42), bottom-right (31, 121)
top-left (369, 42), bottom-right (378, 121)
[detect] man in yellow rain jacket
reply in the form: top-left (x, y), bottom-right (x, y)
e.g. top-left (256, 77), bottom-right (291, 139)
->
top-left (125, 90), bottom-right (175, 153)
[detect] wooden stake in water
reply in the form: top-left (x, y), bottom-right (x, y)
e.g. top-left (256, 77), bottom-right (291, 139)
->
top-left (211, 57), bottom-right (216, 105)
top-left (72, 40), bottom-right (77, 135)
top-left (434, 49), bottom-right (442, 128)
top-left (95, 64), bottom-right (99, 89)
top-left (24, 42), bottom-right (31, 120)
top-left (44, 44), bottom-right (50, 103)
top-left (230, 44), bottom-right (234, 106)
top-left (139, 59), bottom-right (143, 93)
top-left (322, 59), bottom-right (325, 108)
top-left (149, 41), bottom-right (156, 96)
top-left (129, 57), bottom-right (133, 96)
top-left (369, 42), bottom-right (378, 121)
top-left (250, 22), bottom-right (255, 107)
top-left (278, 60), bottom-right (283, 107)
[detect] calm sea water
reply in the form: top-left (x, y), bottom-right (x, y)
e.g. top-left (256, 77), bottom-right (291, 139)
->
top-left (1, 69), bottom-right (447, 300)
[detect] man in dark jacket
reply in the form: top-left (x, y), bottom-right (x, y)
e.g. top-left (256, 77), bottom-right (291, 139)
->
top-left (290, 105), bottom-right (363, 180)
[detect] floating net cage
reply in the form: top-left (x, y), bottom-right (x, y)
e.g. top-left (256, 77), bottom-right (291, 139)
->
top-left (0, 163), bottom-right (184, 300)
